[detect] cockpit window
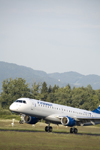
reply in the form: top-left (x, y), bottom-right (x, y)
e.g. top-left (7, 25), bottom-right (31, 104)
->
top-left (15, 100), bottom-right (19, 102)
top-left (15, 100), bottom-right (26, 104)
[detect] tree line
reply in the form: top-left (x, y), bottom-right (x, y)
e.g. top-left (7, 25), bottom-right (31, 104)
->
top-left (0, 78), bottom-right (100, 111)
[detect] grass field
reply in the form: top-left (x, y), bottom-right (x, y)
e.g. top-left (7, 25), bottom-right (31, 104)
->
top-left (0, 119), bottom-right (100, 150)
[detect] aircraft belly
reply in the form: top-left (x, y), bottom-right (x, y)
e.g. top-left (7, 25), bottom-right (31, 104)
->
top-left (45, 114), bottom-right (60, 123)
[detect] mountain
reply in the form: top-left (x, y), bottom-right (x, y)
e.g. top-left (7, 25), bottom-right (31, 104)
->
top-left (48, 72), bottom-right (100, 89)
top-left (0, 61), bottom-right (100, 93)
top-left (0, 61), bottom-right (60, 92)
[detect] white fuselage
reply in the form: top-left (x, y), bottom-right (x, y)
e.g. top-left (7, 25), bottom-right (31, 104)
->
top-left (9, 98), bottom-right (100, 125)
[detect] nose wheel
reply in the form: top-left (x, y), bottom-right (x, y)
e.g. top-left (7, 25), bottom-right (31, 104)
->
top-left (19, 120), bottom-right (24, 124)
top-left (70, 127), bottom-right (78, 134)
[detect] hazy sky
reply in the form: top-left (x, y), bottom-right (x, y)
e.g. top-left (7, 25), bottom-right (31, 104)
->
top-left (0, 0), bottom-right (100, 75)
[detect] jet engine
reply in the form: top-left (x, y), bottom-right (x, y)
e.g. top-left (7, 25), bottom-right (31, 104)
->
top-left (61, 116), bottom-right (76, 127)
top-left (24, 115), bottom-right (38, 124)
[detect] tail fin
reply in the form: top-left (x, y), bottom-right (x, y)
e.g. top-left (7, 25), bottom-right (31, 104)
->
top-left (92, 106), bottom-right (100, 114)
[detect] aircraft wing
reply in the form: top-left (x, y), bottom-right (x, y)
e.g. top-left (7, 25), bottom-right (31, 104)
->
top-left (74, 116), bottom-right (100, 125)
top-left (58, 115), bottom-right (100, 126)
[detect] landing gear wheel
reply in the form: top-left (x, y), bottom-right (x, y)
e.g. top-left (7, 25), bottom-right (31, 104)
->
top-left (74, 128), bottom-right (78, 134)
top-left (45, 126), bottom-right (48, 132)
top-left (49, 126), bottom-right (52, 132)
top-left (45, 126), bottom-right (53, 132)
top-left (70, 128), bottom-right (74, 133)
top-left (19, 120), bottom-right (23, 124)
top-left (70, 127), bottom-right (78, 134)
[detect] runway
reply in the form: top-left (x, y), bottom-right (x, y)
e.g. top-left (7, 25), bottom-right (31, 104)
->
top-left (0, 129), bottom-right (100, 136)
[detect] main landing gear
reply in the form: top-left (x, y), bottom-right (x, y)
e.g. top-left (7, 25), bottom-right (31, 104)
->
top-left (45, 124), bottom-right (78, 134)
top-left (45, 124), bottom-right (53, 132)
top-left (70, 127), bottom-right (78, 134)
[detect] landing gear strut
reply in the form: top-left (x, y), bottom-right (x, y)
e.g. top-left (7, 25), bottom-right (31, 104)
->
top-left (70, 127), bottom-right (78, 134)
top-left (45, 124), bottom-right (53, 132)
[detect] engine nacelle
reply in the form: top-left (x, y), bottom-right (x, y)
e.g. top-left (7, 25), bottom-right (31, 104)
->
top-left (24, 115), bottom-right (38, 124)
top-left (61, 116), bottom-right (76, 127)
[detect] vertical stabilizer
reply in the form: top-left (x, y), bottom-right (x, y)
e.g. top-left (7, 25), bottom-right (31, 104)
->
top-left (92, 106), bottom-right (100, 114)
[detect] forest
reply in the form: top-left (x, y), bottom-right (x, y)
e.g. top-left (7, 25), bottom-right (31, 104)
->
top-left (0, 78), bottom-right (100, 111)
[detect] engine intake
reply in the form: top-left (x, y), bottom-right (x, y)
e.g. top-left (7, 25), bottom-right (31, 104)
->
top-left (24, 115), bottom-right (38, 124)
top-left (61, 116), bottom-right (76, 127)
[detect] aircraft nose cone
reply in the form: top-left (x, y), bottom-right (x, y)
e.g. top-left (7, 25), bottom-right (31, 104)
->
top-left (9, 104), bottom-right (13, 111)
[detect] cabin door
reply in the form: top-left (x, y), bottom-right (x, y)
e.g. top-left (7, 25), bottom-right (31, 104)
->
top-left (31, 101), bottom-right (36, 110)
top-left (31, 102), bottom-right (34, 110)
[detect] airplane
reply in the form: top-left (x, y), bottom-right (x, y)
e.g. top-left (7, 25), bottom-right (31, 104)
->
top-left (9, 97), bottom-right (100, 134)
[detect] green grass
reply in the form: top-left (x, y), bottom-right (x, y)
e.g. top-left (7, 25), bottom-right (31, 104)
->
top-left (0, 114), bottom-right (20, 120)
top-left (0, 109), bottom-right (20, 120)
top-left (0, 131), bottom-right (100, 150)
top-left (0, 119), bottom-right (100, 150)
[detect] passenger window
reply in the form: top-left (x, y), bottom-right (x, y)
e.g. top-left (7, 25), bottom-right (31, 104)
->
top-left (23, 101), bottom-right (26, 104)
